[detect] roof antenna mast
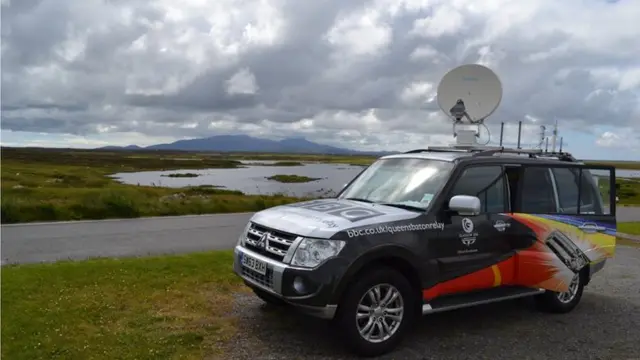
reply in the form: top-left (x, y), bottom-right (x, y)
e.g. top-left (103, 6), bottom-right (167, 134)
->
top-left (551, 119), bottom-right (558, 152)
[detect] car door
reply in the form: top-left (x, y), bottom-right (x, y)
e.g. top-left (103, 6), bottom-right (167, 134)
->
top-left (432, 164), bottom-right (513, 295)
top-left (547, 165), bottom-right (617, 266)
top-left (508, 164), bottom-right (617, 293)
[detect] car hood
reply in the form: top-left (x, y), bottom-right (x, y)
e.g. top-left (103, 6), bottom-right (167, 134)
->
top-left (249, 198), bottom-right (422, 239)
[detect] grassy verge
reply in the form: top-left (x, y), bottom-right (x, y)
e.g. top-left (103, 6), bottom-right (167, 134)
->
top-left (618, 222), bottom-right (640, 235)
top-left (617, 237), bottom-right (640, 248)
top-left (266, 174), bottom-right (321, 183)
top-left (1, 251), bottom-right (245, 360)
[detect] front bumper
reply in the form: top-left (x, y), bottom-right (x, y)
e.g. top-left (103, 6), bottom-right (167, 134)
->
top-left (233, 245), bottom-right (338, 320)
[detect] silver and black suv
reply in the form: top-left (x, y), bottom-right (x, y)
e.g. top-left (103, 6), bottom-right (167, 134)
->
top-left (233, 146), bottom-right (618, 357)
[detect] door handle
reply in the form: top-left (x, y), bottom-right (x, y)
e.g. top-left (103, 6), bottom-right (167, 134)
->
top-left (578, 223), bottom-right (606, 233)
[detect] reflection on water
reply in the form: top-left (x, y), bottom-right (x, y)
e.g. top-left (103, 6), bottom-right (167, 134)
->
top-left (110, 162), bottom-right (639, 198)
top-left (111, 163), bottom-right (366, 197)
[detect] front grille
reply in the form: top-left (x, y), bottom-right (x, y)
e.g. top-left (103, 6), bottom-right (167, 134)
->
top-left (545, 230), bottom-right (589, 272)
top-left (244, 222), bottom-right (298, 261)
top-left (242, 266), bottom-right (274, 289)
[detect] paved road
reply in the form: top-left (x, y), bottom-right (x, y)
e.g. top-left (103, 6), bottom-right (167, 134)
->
top-left (2, 207), bottom-right (640, 265)
top-left (1, 213), bottom-right (252, 265)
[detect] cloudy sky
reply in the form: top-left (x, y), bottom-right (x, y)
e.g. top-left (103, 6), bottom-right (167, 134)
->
top-left (1, 0), bottom-right (639, 160)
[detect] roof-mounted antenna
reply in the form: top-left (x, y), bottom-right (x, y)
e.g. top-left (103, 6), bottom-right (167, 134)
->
top-left (551, 119), bottom-right (558, 152)
top-left (545, 137), bottom-right (549, 152)
top-left (436, 64), bottom-right (503, 148)
top-left (538, 125), bottom-right (546, 149)
top-left (517, 121), bottom-right (522, 149)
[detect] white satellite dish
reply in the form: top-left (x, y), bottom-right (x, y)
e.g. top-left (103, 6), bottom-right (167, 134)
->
top-left (436, 64), bottom-right (503, 147)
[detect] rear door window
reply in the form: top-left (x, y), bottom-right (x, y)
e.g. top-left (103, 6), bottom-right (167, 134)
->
top-left (551, 167), bottom-right (605, 215)
top-left (520, 167), bottom-right (557, 213)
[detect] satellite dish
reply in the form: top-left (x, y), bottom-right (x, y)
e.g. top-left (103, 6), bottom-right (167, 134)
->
top-left (436, 64), bottom-right (503, 147)
top-left (437, 64), bottom-right (503, 124)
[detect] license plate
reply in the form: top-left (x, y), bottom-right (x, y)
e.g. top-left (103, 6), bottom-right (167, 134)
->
top-left (241, 253), bottom-right (267, 275)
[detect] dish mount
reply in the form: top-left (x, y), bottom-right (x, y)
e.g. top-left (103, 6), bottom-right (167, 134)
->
top-left (436, 64), bottom-right (503, 147)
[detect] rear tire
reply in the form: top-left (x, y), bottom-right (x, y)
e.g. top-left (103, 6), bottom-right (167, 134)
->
top-left (333, 266), bottom-right (417, 357)
top-left (535, 272), bottom-right (584, 313)
top-left (253, 288), bottom-right (286, 307)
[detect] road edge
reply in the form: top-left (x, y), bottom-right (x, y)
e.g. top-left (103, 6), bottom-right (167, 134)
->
top-left (617, 232), bottom-right (640, 243)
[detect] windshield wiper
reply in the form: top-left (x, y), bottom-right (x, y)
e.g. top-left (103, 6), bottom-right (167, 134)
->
top-left (344, 197), bottom-right (375, 203)
top-left (379, 202), bottom-right (425, 212)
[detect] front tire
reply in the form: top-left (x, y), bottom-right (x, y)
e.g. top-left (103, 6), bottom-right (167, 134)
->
top-left (535, 272), bottom-right (584, 313)
top-left (333, 267), bottom-right (417, 357)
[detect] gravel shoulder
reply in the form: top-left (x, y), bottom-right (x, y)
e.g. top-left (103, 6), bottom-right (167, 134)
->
top-left (223, 245), bottom-right (640, 360)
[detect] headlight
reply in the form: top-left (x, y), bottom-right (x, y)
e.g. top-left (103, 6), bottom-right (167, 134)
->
top-left (291, 238), bottom-right (346, 268)
top-left (237, 223), bottom-right (251, 246)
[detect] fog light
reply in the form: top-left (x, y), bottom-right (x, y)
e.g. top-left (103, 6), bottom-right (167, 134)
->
top-left (293, 276), bottom-right (306, 294)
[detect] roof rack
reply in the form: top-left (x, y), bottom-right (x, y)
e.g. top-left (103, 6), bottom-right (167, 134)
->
top-left (403, 145), bottom-right (577, 162)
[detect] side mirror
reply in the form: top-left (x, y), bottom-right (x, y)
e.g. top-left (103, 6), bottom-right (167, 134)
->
top-left (343, 183), bottom-right (347, 188)
top-left (449, 195), bottom-right (481, 216)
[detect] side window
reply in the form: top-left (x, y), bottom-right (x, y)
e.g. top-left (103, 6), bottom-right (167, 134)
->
top-left (551, 168), bottom-right (580, 212)
top-left (450, 166), bottom-right (506, 213)
top-left (578, 170), bottom-right (603, 214)
top-left (551, 167), bottom-right (605, 215)
top-left (521, 167), bottom-right (557, 213)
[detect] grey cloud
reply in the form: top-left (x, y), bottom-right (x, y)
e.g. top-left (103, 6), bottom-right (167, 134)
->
top-left (124, 66), bottom-right (260, 112)
top-left (1, 103), bottom-right (88, 112)
top-left (1, 116), bottom-right (83, 134)
top-left (1, 0), bottom-right (639, 146)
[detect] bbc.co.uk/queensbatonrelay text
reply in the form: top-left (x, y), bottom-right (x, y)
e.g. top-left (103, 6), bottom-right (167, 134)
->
top-left (346, 222), bottom-right (444, 238)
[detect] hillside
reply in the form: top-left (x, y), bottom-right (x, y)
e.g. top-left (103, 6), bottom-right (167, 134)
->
top-left (98, 135), bottom-right (394, 156)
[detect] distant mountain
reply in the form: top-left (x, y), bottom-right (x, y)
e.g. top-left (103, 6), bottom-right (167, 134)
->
top-left (97, 135), bottom-right (397, 156)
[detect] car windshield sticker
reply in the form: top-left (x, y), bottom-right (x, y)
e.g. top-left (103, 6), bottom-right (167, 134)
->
top-left (420, 193), bottom-right (434, 205)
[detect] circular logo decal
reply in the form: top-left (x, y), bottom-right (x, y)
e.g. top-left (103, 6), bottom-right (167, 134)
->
top-left (462, 218), bottom-right (474, 233)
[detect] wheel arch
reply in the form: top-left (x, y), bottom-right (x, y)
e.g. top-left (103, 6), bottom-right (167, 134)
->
top-left (330, 245), bottom-right (425, 306)
top-left (580, 263), bottom-right (592, 286)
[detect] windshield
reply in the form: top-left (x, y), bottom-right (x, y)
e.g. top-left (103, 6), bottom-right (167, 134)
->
top-left (338, 157), bottom-right (454, 210)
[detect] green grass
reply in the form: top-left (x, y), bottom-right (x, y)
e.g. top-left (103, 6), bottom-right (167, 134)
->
top-left (586, 160), bottom-right (640, 171)
top-left (616, 178), bottom-right (640, 206)
top-left (1, 251), bottom-right (246, 360)
top-left (618, 222), bottom-right (640, 235)
top-left (599, 178), bottom-right (640, 206)
top-left (272, 161), bottom-right (304, 166)
top-left (0, 148), bottom-right (311, 224)
top-left (266, 174), bottom-right (321, 183)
